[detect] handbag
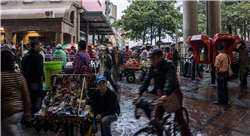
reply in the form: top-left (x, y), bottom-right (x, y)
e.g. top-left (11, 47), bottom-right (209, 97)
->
top-left (159, 88), bottom-right (182, 113)
top-left (159, 71), bottom-right (182, 113)
top-left (227, 55), bottom-right (233, 77)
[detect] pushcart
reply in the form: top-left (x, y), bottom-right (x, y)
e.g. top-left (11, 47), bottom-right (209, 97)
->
top-left (123, 67), bottom-right (142, 83)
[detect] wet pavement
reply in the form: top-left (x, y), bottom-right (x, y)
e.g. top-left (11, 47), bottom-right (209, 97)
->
top-left (18, 69), bottom-right (250, 136)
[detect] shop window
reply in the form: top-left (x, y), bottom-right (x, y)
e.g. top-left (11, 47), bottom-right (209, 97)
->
top-left (73, 36), bottom-right (75, 43)
top-left (70, 11), bottom-right (74, 24)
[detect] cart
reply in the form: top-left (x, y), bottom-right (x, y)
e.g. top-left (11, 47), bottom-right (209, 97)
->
top-left (123, 67), bottom-right (146, 83)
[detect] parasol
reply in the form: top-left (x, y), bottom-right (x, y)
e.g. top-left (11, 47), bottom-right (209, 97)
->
top-left (62, 43), bottom-right (78, 50)
top-left (96, 44), bottom-right (105, 49)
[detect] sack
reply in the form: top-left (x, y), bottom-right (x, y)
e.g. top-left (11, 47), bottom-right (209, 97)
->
top-left (159, 89), bottom-right (182, 113)
top-left (76, 54), bottom-right (92, 85)
top-left (227, 55), bottom-right (233, 77)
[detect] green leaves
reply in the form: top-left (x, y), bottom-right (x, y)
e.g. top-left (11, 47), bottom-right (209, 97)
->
top-left (111, 1), bottom-right (182, 43)
top-left (221, 1), bottom-right (250, 35)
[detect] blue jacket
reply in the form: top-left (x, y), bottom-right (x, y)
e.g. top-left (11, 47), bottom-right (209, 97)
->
top-left (92, 87), bottom-right (120, 118)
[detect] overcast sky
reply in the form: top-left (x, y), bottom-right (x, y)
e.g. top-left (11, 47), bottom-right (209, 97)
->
top-left (110, 0), bottom-right (130, 20)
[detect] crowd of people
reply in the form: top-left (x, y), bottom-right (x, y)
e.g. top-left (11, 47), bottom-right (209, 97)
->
top-left (1, 36), bottom-right (249, 136)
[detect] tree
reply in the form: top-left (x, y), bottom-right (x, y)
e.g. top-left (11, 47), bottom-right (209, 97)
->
top-left (111, 1), bottom-right (182, 45)
top-left (221, 1), bottom-right (250, 39)
top-left (197, 1), bottom-right (206, 34)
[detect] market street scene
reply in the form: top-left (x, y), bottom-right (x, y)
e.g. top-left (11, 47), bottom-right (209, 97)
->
top-left (1, 0), bottom-right (250, 136)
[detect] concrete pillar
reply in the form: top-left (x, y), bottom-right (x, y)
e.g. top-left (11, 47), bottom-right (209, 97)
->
top-left (5, 31), bottom-right (13, 44)
top-left (12, 33), bottom-right (17, 47)
top-left (183, 1), bottom-right (198, 55)
top-left (98, 31), bottom-right (100, 44)
top-left (92, 27), bottom-right (95, 45)
top-left (86, 21), bottom-right (89, 44)
top-left (206, 1), bottom-right (221, 38)
top-left (102, 35), bottom-right (105, 44)
top-left (71, 35), bottom-right (73, 43)
top-left (77, 9), bottom-right (82, 43)
top-left (55, 32), bottom-right (63, 45)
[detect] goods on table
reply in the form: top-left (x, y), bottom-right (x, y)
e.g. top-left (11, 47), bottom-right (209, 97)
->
top-left (124, 59), bottom-right (142, 68)
top-left (38, 75), bottom-right (89, 117)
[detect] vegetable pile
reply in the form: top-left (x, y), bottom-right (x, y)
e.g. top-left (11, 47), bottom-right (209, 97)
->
top-left (124, 59), bottom-right (142, 68)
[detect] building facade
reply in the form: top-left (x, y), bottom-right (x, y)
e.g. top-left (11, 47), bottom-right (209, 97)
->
top-left (1, 0), bottom-right (114, 48)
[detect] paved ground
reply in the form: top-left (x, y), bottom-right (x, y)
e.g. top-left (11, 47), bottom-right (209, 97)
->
top-left (19, 69), bottom-right (250, 136)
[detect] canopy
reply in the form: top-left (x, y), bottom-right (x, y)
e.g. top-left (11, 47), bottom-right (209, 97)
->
top-left (62, 43), bottom-right (78, 50)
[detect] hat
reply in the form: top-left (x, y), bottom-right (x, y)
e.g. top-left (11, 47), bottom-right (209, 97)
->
top-left (46, 45), bottom-right (50, 48)
top-left (96, 75), bottom-right (107, 84)
top-left (148, 48), bottom-right (163, 58)
top-left (87, 45), bottom-right (92, 48)
top-left (56, 44), bottom-right (62, 49)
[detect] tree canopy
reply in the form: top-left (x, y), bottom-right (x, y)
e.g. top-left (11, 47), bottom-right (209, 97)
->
top-left (221, 1), bottom-right (250, 39)
top-left (111, 1), bottom-right (182, 45)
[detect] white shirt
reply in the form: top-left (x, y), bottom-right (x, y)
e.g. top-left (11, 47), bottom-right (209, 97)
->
top-left (140, 50), bottom-right (148, 61)
top-left (39, 51), bottom-right (45, 62)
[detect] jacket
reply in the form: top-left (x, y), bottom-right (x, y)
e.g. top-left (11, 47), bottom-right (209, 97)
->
top-left (110, 51), bottom-right (124, 66)
top-left (139, 59), bottom-right (178, 96)
top-left (92, 87), bottom-right (120, 118)
top-left (21, 48), bottom-right (43, 83)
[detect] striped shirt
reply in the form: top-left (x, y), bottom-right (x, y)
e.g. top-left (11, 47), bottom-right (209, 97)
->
top-left (214, 53), bottom-right (231, 72)
top-left (1, 72), bottom-right (24, 119)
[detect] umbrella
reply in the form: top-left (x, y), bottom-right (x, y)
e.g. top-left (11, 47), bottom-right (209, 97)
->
top-left (97, 45), bottom-right (105, 49)
top-left (62, 43), bottom-right (78, 50)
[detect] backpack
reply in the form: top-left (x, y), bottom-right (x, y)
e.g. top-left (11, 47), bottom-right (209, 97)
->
top-left (76, 54), bottom-right (92, 85)
top-left (105, 54), bottom-right (112, 70)
top-left (173, 51), bottom-right (180, 60)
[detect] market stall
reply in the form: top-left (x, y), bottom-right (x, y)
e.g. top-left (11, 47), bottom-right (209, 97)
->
top-left (35, 74), bottom-right (98, 136)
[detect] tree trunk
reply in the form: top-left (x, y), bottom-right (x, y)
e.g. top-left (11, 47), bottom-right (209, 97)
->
top-left (143, 30), bottom-right (146, 45)
top-left (158, 27), bottom-right (161, 42)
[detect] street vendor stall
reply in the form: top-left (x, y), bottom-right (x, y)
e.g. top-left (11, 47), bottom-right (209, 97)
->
top-left (35, 74), bottom-right (98, 136)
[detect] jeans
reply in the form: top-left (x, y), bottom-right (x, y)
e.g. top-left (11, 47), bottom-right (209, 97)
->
top-left (192, 61), bottom-right (201, 79)
top-left (1, 112), bottom-right (23, 136)
top-left (216, 72), bottom-right (229, 104)
top-left (100, 114), bottom-right (117, 136)
top-left (104, 71), bottom-right (118, 91)
top-left (27, 82), bottom-right (42, 117)
top-left (173, 60), bottom-right (178, 69)
top-left (112, 66), bottom-right (121, 83)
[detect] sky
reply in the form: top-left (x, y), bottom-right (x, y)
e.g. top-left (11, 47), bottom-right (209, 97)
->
top-left (110, 0), bottom-right (130, 20)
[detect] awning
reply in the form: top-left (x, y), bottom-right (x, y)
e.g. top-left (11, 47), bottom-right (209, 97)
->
top-left (80, 11), bottom-right (115, 35)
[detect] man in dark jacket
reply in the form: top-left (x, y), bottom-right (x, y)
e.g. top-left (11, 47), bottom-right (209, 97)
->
top-left (110, 46), bottom-right (124, 83)
top-left (21, 40), bottom-right (43, 117)
top-left (134, 48), bottom-right (191, 136)
top-left (92, 75), bottom-right (120, 136)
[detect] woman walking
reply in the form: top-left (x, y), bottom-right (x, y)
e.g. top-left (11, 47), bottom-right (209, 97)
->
top-left (1, 49), bottom-right (31, 136)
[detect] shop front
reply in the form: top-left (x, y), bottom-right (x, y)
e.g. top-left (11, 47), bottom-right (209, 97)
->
top-left (1, 2), bottom-right (81, 48)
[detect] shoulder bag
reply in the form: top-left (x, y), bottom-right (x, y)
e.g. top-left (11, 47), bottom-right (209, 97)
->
top-left (227, 55), bottom-right (233, 77)
top-left (159, 67), bottom-right (182, 113)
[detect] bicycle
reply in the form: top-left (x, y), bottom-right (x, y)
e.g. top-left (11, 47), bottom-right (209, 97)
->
top-left (133, 95), bottom-right (189, 136)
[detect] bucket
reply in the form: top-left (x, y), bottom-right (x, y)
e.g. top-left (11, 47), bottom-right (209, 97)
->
top-left (44, 61), bottom-right (62, 88)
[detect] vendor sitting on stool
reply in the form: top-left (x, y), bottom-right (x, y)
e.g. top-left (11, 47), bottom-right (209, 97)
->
top-left (92, 75), bottom-right (120, 136)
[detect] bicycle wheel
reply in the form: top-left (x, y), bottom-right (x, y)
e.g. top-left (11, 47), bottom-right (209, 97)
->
top-left (133, 126), bottom-right (155, 136)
